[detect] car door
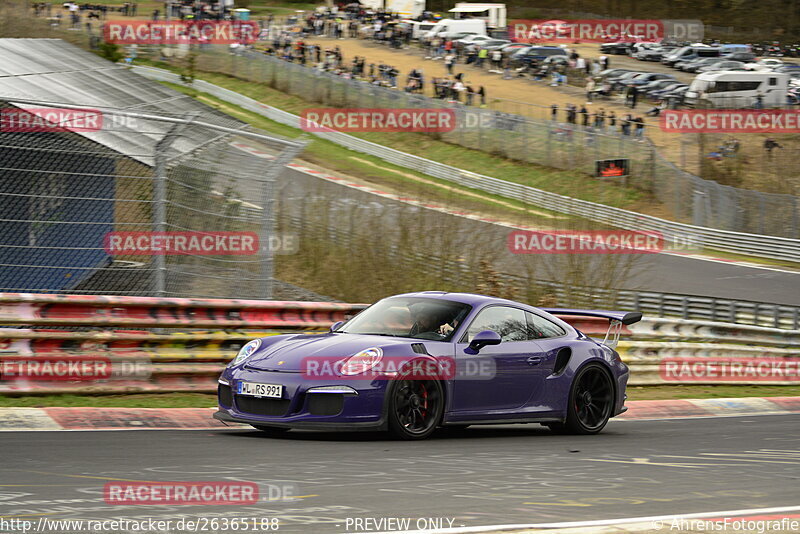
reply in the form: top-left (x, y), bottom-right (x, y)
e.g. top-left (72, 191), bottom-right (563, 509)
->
top-left (523, 311), bottom-right (570, 408)
top-left (450, 305), bottom-right (546, 415)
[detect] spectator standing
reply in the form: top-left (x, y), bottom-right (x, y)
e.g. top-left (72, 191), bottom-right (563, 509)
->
top-left (444, 53), bottom-right (455, 74)
top-left (607, 110), bottom-right (617, 133)
top-left (586, 78), bottom-right (596, 103)
top-left (491, 49), bottom-right (503, 72)
top-left (477, 47), bottom-right (488, 68)
top-left (764, 137), bottom-right (782, 156)
top-left (550, 103), bottom-right (558, 121)
top-left (594, 108), bottom-right (605, 129)
top-left (599, 54), bottom-right (609, 70)
top-left (579, 105), bottom-right (589, 127)
top-left (633, 116), bottom-right (645, 139)
top-left (478, 85), bottom-right (486, 107)
top-left (621, 114), bottom-right (632, 136)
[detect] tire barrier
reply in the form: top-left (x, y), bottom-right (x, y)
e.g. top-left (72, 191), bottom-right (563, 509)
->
top-left (0, 293), bottom-right (798, 392)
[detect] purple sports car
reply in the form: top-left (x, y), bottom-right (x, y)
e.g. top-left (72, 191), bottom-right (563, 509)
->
top-left (214, 292), bottom-right (641, 440)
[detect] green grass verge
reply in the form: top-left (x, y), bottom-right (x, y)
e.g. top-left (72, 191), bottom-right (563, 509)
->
top-left (161, 80), bottom-right (577, 228)
top-left (1, 386), bottom-right (798, 407)
top-left (140, 58), bottom-right (644, 211)
top-left (0, 393), bottom-right (217, 408)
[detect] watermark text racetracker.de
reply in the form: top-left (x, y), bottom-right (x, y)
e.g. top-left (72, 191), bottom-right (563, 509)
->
top-left (0, 108), bottom-right (136, 132)
top-left (103, 20), bottom-right (259, 45)
top-left (508, 19), bottom-right (703, 43)
top-left (507, 230), bottom-right (701, 254)
top-left (661, 109), bottom-right (800, 133)
top-left (104, 232), bottom-right (299, 256)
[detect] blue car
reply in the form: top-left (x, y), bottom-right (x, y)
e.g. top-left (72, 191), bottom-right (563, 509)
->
top-left (215, 292), bottom-right (641, 440)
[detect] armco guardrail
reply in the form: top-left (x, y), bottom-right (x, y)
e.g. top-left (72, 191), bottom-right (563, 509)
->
top-left (133, 66), bottom-right (800, 263)
top-left (1, 294), bottom-right (798, 393)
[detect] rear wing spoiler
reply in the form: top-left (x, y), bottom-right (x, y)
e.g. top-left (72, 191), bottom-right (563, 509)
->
top-left (541, 309), bottom-right (643, 349)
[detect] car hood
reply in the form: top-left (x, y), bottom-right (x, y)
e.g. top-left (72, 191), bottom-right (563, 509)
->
top-left (244, 333), bottom-right (409, 372)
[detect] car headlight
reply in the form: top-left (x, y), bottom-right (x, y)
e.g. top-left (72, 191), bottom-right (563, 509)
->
top-left (340, 347), bottom-right (383, 376)
top-left (229, 339), bottom-right (261, 367)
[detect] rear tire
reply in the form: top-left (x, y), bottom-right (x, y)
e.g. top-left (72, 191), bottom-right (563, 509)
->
top-left (554, 363), bottom-right (615, 435)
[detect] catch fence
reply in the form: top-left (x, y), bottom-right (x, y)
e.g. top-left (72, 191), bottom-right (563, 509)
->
top-left (156, 46), bottom-right (799, 238)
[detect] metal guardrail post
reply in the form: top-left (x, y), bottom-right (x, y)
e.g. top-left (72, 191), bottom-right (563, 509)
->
top-left (153, 116), bottom-right (198, 297)
top-left (258, 137), bottom-right (308, 300)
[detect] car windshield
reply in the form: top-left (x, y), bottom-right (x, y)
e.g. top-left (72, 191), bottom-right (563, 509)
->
top-left (336, 297), bottom-right (472, 341)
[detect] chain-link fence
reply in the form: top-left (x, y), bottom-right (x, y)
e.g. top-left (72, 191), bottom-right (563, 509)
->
top-left (154, 46), bottom-right (798, 238)
top-left (0, 100), bottom-right (305, 298)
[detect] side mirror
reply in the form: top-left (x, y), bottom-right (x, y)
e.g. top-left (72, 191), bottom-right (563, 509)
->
top-left (468, 330), bottom-right (501, 352)
top-left (330, 321), bottom-right (344, 332)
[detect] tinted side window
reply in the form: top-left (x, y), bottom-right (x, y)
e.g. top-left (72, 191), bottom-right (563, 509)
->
top-left (525, 312), bottom-right (567, 339)
top-left (464, 306), bottom-right (528, 343)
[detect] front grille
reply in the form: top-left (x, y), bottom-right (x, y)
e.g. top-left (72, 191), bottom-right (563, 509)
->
top-left (235, 395), bottom-right (291, 416)
top-left (218, 384), bottom-right (233, 407)
top-left (307, 394), bottom-right (344, 416)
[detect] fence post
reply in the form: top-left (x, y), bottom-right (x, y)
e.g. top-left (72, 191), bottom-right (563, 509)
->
top-left (152, 117), bottom-right (198, 297)
top-left (258, 138), bottom-right (308, 300)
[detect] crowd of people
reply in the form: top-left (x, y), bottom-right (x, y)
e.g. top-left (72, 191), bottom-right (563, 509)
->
top-left (264, 33), bottom-right (490, 105)
top-left (550, 104), bottom-right (646, 139)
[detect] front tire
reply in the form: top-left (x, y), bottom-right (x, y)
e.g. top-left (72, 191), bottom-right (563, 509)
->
top-left (387, 378), bottom-right (444, 440)
top-left (552, 363), bottom-right (615, 435)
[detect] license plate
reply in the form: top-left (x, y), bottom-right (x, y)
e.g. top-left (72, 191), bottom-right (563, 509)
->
top-left (237, 381), bottom-right (283, 398)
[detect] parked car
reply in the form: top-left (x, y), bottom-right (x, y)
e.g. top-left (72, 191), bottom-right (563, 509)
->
top-left (697, 61), bottom-right (746, 73)
top-left (477, 39), bottom-right (513, 51)
top-left (607, 71), bottom-right (647, 90)
top-left (598, 68), bottom-right (633, 79)
top-left (680, 57), bottom-right (725, 73)
top-left (619, 72), bottom-right (676, 88)
top-left (509, 46), bottom-right (568, 67)
top-left (641, 78), bottom-right (682, 95)
top-left (634, 46), bottom-right (676, 61)
top-left (650, 82), bottom-right (688, 99)
top-left (496, 42), bottom-right (529, 57)
top-left (723, 52), bottom-right (757, 62)
top-left (600, 41), bottom-right (635, 55)
top-left (745, 58), bottom-right (785, 70)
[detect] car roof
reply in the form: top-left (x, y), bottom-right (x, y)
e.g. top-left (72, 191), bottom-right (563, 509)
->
top-left (391, 291), bottom-right (525, 308)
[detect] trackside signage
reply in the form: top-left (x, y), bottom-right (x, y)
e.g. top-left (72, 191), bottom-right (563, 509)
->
top-left (510, 20), bottom-right (664, 43)
top-left (300, 108), bottom-right (456, 132)
top-left (662, 110), bottom-right (800, 133)
top-left (103, 20), bottom-right (259, 44)
top-left (661, 358), bottom-right (800, 382)
top-left (104, 482), bottom-right (259, 505)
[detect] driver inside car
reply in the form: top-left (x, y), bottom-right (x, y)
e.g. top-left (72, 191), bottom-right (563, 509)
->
top-left (408, 303), bottom-right (457, 337)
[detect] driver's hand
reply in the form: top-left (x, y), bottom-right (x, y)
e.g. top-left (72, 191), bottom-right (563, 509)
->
top-left (438, 323), bottom-right (454, 335)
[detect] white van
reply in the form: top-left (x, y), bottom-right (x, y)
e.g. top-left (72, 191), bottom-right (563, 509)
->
top-left (685, 71), bottom-right (789, 108)
top-left (423, 19), bottom-right (487, 40)
top-left (408, 20), bottom-right (438, 40)
top-left (448, 3), bottom-right (507, 31)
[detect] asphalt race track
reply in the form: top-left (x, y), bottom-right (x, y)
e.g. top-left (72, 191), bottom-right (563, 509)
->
top-left (279, 167), bottom-right (800, 306)
top-left (2, 415), bottom-right (799, 533)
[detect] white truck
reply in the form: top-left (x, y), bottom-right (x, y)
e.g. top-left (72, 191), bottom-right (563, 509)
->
top-left (448, 3), bottom-right (507, 32)
top-left (684, 71), bottom-right (789, 108)
top-left (361, 0), bottom-right (425, 19)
